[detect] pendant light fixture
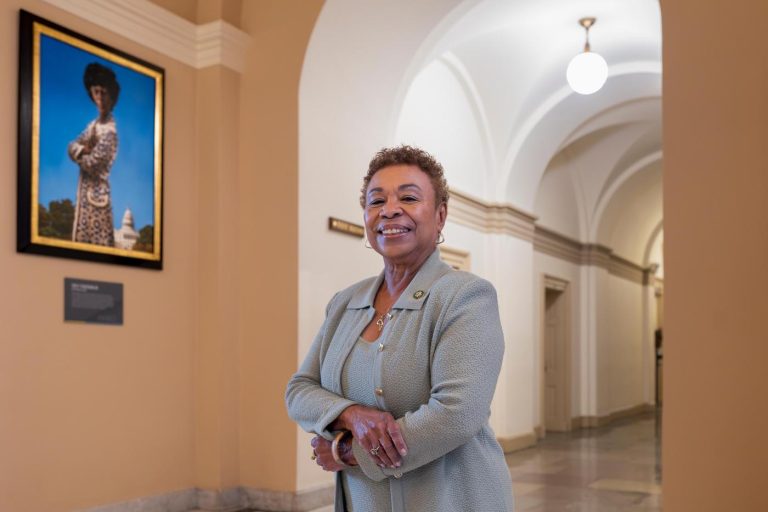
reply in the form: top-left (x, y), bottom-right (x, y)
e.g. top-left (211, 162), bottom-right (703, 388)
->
top-left (566, 17), bottom-right (608, 95)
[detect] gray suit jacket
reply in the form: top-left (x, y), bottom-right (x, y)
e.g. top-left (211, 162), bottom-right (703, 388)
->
top-left (286, 250), bottom-right (513, 511)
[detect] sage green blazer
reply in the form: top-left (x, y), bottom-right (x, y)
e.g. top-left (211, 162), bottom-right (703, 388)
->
top-left (286, 250), bottom-right (514, 512)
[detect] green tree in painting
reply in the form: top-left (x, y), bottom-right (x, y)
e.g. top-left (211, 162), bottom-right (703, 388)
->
top-left (132, 225), bottom-right (154, 253)
top-left (38, 199), bottom-right (75, 240)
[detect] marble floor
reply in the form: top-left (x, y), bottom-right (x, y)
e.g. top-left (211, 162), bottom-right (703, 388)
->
top-left (506, 411), bottom-right (662, 512)
top-left (260, 411), bottom-right (662, 512)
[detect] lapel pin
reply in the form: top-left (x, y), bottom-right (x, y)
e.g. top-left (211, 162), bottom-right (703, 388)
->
top-left (413, 290), bottom-right (425, 299)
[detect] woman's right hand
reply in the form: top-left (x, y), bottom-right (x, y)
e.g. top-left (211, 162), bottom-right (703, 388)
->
top-left (333, 404), bottom-right (408, 468)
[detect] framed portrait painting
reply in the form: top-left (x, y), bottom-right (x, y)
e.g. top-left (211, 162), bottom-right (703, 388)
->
top-left (17, 10), bottom-right (164, 269)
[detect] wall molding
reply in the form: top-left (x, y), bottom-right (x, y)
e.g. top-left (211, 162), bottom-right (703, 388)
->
top-left (534, 226), bottom-right (650, 284)
top-left (497, 431), bottom-right (538, 453)
top-left (449, 188), bottom-right (537, 242)
top-left (571, 403), bottom-right (655, 429)
top-left (43, 0), bottom-right (250, 72)
top-left (80, 484), bottom-right (335, 512)
top-left (241, 485), bottom-right (335, 512)
top-left (81, 488), bottom-right (197, 512)
top-left (439, 245), bottom-right (471, 271)
top-left (449, 189), bottom-right (655, 284)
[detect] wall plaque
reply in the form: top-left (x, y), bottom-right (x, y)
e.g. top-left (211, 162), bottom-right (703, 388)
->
top-left (328, 217), bottom-right (364, 238)
top-left (64, 278), bottom-right (123, 325)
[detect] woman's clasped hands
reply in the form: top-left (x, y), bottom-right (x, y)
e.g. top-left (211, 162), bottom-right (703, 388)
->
top-left (334, 404), bottom-right (408, 469)
top-left (312, 404), bottom-right (408, 472)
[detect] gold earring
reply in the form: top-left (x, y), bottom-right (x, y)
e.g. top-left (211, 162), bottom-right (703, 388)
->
top-left (437, 232), bottom-right (445, 245)
top-left (364, 236), bottom-right (372, 249)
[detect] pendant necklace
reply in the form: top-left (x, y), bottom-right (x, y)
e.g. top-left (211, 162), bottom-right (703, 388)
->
top-left (375, 311), bottom-right (393, 331)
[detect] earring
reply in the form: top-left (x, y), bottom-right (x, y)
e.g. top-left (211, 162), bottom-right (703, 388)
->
top-left (436, 232), bottom-right (445, 245)
top-left (363, 236), bottom-right (372, 249)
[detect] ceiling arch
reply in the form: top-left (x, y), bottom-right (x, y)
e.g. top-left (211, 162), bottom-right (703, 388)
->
top-left (301, 0), bottom-right (662, 264)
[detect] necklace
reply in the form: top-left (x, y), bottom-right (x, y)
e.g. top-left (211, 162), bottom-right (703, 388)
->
top-left (375, 311), bottom-right (393, 331)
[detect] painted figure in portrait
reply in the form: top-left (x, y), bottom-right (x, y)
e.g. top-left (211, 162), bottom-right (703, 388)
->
top-left (67, 62), bottom-right (120, 247)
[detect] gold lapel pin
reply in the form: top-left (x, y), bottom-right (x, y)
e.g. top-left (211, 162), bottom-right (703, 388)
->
top-left (413, 290), bottom-right (425, 299)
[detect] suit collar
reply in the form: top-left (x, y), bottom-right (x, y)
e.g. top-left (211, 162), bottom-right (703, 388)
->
top-left (347, 249), bottom-right (452, 310)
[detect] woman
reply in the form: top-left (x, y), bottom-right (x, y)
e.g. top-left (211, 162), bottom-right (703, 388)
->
top-left (67, 62), bottom-right (120, 247)
top-left (286, 146), bottom-right (513, 511)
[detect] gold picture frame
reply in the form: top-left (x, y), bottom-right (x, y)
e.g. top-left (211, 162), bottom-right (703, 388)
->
top-left (17, 10), bottom-right (164, 269)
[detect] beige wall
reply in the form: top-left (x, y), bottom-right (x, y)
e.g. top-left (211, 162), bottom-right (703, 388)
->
top-left (663, 0), bottom-right (768, 511)
top-left (0, 1), bottom-right (323, 510)
top-left (237, 0), bottom-right (323, 492)
top-left (0, 2), bottom-right (198, 511)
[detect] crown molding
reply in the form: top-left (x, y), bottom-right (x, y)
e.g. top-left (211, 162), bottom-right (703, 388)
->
top-left (449, 188), bottom-right (537, 242)
top-left (535, 226), bottom-right (648, 284)
top-left (43, 0), bottom-right (250, 73)
top-left (533, 225), bottom-right (582, 264)
top-left (450, 190), bottom-right (651, 284)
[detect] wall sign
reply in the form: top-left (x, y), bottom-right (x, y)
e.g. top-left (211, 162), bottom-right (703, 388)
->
top-left (328, 217), bottom-right (364, 238)
top-left (64, 278), bottom-right (123, 325)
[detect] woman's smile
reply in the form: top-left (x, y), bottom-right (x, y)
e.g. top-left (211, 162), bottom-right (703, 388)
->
top-left (377, 224), bottom-right (412, 238)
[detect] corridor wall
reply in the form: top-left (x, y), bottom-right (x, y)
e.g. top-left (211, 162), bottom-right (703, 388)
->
top-left (0, 2), bottom-right (198, 510)
top-left (0, 1), bottom-right (325, 510)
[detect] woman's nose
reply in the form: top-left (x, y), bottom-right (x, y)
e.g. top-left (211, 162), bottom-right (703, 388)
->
top-left (380, 200), bottom-right (402, 218)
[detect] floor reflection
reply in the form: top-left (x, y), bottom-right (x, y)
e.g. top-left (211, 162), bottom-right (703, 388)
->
top-left (507, 411), bottom-right (662, 512)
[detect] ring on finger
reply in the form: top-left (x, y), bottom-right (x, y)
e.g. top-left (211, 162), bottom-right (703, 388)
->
top-left (369, 444), bottom-right (380, 456)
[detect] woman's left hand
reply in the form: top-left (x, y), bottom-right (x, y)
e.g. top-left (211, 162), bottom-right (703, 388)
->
top-left (310, 435), bottom-right (346, 472)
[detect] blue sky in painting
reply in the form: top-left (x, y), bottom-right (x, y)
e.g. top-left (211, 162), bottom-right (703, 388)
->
top-left (38, 34), bottom-right (157, 230)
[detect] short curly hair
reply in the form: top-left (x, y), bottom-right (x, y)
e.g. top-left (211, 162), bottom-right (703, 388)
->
top-left (359, 145), bottom-right (449, 209)
top-left (83, 62), bottom-right (120, 108)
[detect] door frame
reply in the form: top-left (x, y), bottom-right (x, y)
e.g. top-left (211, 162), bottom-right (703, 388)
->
top-left (540, 274), bottom-right (572, 434)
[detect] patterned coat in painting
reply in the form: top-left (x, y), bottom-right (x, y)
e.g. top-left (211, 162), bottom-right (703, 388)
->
top-left (67, 113), bottom-right (118, 247)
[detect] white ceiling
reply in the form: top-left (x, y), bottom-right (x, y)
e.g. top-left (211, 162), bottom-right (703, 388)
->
top-left (403, 0), bottom-right (664, 264)
top-left (301, 0), bottom-right (663, 266)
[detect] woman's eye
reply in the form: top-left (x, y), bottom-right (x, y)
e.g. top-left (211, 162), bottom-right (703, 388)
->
top-left (401, 196), bottom-right (418, 202)
top-left (368, 199), bottom-right (384, 206)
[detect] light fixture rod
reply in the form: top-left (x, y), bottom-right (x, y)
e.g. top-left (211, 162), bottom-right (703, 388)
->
top-left (579, 17), bottom-right (596, 53)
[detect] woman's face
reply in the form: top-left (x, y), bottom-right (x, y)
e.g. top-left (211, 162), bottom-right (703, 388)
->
top-left (363, 164), bottom-right (447, 266)
top-left (90, 85), bottom-right (113, 117)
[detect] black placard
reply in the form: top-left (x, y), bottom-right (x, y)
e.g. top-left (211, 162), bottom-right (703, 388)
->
top-left (64, 278), bottom-right (123, 325)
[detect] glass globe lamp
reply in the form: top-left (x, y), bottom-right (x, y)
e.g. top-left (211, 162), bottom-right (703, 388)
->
top-left (567, 17), bottom-right (608, 95)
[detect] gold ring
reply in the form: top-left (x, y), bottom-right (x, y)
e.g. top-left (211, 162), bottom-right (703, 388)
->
top-left (370, 445), bottom-right (380, 456)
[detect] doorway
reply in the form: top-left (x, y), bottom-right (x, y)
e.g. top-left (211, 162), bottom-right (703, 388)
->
top-left (542, 276), bottom-right (571, 432)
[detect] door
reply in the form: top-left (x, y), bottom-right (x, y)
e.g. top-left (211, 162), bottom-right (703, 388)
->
top-left (544, 281), bottom-right (571, 432)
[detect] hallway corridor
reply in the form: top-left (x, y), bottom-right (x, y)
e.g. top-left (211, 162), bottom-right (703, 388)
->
top-left (508, 412), bottom-right (662, 511)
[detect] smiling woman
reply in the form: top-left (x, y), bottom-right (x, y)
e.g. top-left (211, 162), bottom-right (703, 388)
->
top-left (286, 146), bottom-right (514, 512)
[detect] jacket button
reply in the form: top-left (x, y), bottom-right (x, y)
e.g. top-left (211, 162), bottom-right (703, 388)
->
top-left (378, 343), bottom-right (384, 352)
top-left (375, 388), bottom-right (384, 396)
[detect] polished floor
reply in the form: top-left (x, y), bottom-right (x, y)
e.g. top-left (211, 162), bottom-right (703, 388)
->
top-left (285, 411), bottom-right (661, 512)
top-left (507, 411), bottom-right (662, 511)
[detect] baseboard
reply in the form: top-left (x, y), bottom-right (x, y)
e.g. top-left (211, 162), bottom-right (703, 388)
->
top-left (196, 487), bottom-right (244, 511)
top-left (572, 403), bottom-right (654, 429)
top-left (79, 484), bottom-right (335, 512)
top-left (497, 431), bottom-right (537, 453)
top-left (241, 484), bottom-right (335, 511)
top-left (80, 488), bottom-right (197, 512)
